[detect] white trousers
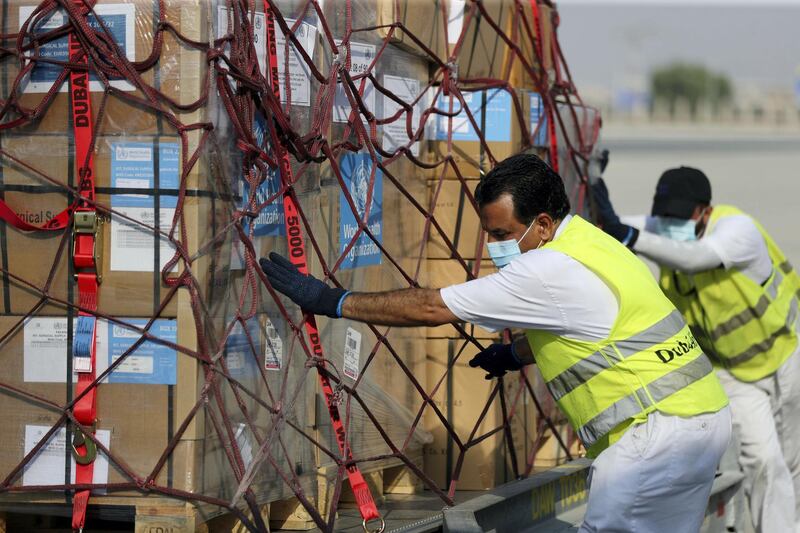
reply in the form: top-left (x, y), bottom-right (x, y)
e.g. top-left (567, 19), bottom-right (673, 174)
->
top-left (716, 348), bottom-right (800, 533)
top-left (579, 406), bottom-right (732, 533)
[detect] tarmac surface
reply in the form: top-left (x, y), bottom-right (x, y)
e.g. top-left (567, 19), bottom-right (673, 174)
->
top-left (600, 124), bottom-right (800, 268)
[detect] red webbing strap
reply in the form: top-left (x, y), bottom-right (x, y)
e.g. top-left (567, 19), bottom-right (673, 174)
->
top-left (263, 4), bottom-right (382, 530)
top-left (0, 201), bottom-right (73, 231)
top-left (529, 0), bottom-right (559, 172)
top-left (68, 3), bottom-right (99, 530)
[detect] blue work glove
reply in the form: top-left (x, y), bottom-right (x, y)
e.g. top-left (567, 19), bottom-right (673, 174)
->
top-left (468, 343), bottom-right (524, 380)
top-left (591, 177), bottom-right (639, 248)
top-left (260, 252), bottom-right (349, 318)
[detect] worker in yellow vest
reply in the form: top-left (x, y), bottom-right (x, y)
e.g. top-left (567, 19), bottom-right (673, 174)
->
top-left (261, 154), bottom-right (731, 532)
top-left (594, 165), bottom-right (800, 533)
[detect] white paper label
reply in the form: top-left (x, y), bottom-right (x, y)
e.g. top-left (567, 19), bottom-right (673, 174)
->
top-left (275, 18), bottom-right (317, 106)
top-left (110, 354), bottom-right (154, 374)
top-left (23, 318), bottom-right (109, 383)
top-left (19, 4), bottom-right (136, 93)
top-left (110, 207), bottom-right (178, 272)
top-left (264, 318), bottom-right (283, 371)
top-left (234, 423), bottom-right (254, 469)
top-left (23, 425), bottom-right (110, 486)
top-left (217, 7), bottom-right (267, 76)
top-left (333, 41), bottom-right (376, 123)
top-left (447, 0), bottom-right (466, 44)
top-left (382, 75), bottom-right (422, 157)
top-left (343, 327), bottom-right (361, 380)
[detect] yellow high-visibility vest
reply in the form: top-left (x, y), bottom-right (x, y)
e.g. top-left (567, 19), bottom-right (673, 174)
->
top-left (527, 216), bottom-right (728, 457)
top-left (660, 205), bottom-right (800, 382)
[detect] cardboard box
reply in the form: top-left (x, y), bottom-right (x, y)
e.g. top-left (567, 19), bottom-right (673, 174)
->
top-left (2, 0), bottom-right (206, 137)
top-left (376, 0), bottom-right (449, 61)
top-left (507, 3), bottom-right (555, 91)
top-left (428, 89), bottom-right (547, 180)
top-left (0, 315), bottom-right (173, 489)
top-left (425, 258), bottom-right (499, 339)
top-left (377, 0), bottom-right (554, 85)
top-left (427, 179), bottom-right (484, 260)
top-left (424, 338), bottom-right (578, 490)
top-left (0, 133), bottom-right (232, 318)
top-left (424, 337), bottom-right (513, 490)
top-left (310, 159), bottom-right (430, 465)
top-left (0, 0), bottom-right (325, 511)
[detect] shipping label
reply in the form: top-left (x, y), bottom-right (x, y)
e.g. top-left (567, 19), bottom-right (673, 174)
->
top-left (339, 152), bottom-right (382, 269)
top-left (217, 7), bottom-right (267, 77)
top-left (275, 18), bottom-right (317, 106)
top-left (109, 142), bottom-right (180, 272)
top-left (225, 319), bottom-right (261, 379)
top-left (23, 425), bottom-right (110, 486)
top-left (447, 0), bottom-right (466, 44)
top-left (529, 92), bottom-right (548, 146)
top-left (343, 327), bottom-right (362, 380)
top-left (240, 117), bottom-right (284, 238)
top-left (108, 319), bottom-right (177, 385)
top-left (217, 9), bottom-right (316, 105)
top-left (23, 317), bottom-right (177, 385)
top-left (333, 41), bottom-right (376, 123)
top-left (434, 89), bottom-right (512, 142)
top-left (19, 4), bottom-right (136, 93)
top-left (264, 317), bottom-right (284, 371)
top-left (382, 75), bottom-right (422, 157)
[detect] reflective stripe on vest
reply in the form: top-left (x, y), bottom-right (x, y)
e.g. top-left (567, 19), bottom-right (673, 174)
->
top-left (549, 310), bottom-right (685, 401)
top-left (527, 216), bottom-right (728, 453)
top-left (577, 354), bottom-right (713, 445)
top-left (660, 205), bottom-right (800, 382)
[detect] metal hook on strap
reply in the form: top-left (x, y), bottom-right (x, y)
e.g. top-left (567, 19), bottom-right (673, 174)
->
top-left (362, 516), bottom-right (385, 533)
top-left (71, 426), bottom-right (97, 466)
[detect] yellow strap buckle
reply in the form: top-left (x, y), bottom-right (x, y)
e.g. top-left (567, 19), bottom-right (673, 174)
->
top-left (72, 211), bottom-right (104, 283)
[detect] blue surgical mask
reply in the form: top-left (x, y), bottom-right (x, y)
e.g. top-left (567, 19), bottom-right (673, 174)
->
top-left (487, 223), bottom-right (536, 268)
top-left (652, 216), bottom-right (698, 241)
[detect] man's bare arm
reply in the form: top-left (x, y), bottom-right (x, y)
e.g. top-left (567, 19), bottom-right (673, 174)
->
top-left (341, 288), bottom-right (459, 327)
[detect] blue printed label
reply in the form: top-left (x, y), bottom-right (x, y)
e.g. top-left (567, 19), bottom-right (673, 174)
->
top-left (108, 319), bottom-right (177, 384)
top-left (111, 142), bottom-right (180, 208)
top-left (240, 116), bottom-right (284, 237)
top-left (435, 89), bottom-right (511, 142)
top-left (19, 4), bottom-right (135, 93)
top-left (339, 153), bottom-right (382, 269)
top-left (225, 319), bottom-right (261, 379)
top-left (529, 93), bottom-right (548, 146)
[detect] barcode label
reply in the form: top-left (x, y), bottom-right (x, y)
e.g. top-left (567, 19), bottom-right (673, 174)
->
top-left (264, 318), bottom-right (283, 371)
top-left (343, 327), bottom-right (362, 380)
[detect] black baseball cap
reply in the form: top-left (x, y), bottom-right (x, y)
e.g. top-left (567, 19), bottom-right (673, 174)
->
top-left (651, 166), bottom-right (712, 219)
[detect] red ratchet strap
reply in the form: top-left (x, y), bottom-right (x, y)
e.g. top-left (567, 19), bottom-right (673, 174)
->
top-left (0, 4), bottom-right (100, 531)
top-left (529, 0), bottom-right (559, 172)
top-left (262, 4), bottom-right (383, 532)
top-left (68, 2), bottom-right (101, 531)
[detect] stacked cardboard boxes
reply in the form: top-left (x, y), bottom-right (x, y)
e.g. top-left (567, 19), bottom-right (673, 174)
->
top-left (0, 0), bottom-right (582, 524)
top-left (0, 0), bottom-right (327, 520)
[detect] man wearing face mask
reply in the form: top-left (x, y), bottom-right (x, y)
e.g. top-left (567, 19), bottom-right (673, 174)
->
top-left (261, 154), bottom-right (730, 533)
top-left (594, 165), bottom-right (800, 533)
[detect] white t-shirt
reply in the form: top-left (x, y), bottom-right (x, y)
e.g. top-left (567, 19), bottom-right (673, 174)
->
top-left (440, 215), bottom-right (619, 341)
top-left (623, 214), bottom-right (772, 284)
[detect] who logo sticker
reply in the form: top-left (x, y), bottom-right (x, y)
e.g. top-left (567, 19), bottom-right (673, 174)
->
top-left (339, 153), bottom-right (383, 269)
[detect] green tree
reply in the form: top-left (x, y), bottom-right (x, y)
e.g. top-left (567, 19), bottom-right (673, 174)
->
top-left (650, 63), bottom-right (733, 118)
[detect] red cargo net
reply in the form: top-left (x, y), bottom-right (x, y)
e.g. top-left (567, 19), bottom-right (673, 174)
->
top-left (0, 0), bottom-right (600, 531)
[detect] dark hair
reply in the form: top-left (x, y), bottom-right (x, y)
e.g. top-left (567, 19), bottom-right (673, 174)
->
top-left (474, 154), bottom-right (570, 224)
